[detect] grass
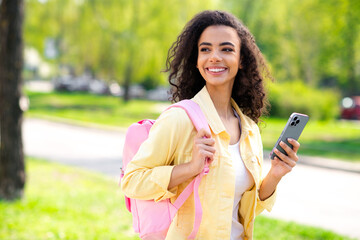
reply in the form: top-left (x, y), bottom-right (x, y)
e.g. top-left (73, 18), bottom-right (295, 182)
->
top-left (25, 90), bottom-right (360, 161)
top-left (260, 118), bottom-right (360, 161)
top-left (0, 158), bottom-right (355, 240)
top-left (254, 216), bottom-right (355, 240)
top-left (0, 158), bottom-right (138, 240)
top-left (26, 91), bottom-right (168, 128)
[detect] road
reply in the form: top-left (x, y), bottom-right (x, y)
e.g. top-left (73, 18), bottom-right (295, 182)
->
top-left (23, 118), bottom-right (360, 239)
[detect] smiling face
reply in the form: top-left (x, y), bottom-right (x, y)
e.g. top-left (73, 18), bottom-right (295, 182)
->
top-left (197, 25), bottom-right (241, 90)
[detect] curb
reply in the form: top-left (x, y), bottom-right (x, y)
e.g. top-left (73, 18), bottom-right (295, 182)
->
top-left (264, 151), bottom-right (360, 174)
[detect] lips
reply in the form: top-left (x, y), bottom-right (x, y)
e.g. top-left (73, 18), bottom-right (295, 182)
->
top-left (206, 67), bottom-right (227, 74)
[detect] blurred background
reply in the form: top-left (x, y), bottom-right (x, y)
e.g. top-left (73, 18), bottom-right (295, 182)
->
top-left (22, 0), bottom-right (360, 120)
top-left (1, 0), bottom-right (360, 239)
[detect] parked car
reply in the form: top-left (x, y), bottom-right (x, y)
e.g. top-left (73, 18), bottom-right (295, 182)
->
top-left (53, 75), bottom-right (73, 91)
top-left (88, 79), bottom-right (110, 95)
top-left (121, 85), bottom-right (146, 99)
top-left (53, 74), bottom-right (91, 92)
top-left (147, 87), bottom-right (171, 101)
top-left (341, 96), bottom-right (360, 120)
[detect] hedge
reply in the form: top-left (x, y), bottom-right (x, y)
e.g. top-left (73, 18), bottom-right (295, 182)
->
top-left (266, 80), bottom-right (340, 120)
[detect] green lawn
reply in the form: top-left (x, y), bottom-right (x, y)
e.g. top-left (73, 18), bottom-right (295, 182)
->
top-left (0, 158), bottom-right (138, 240)
top-left (26, 91), bottom-right (167, 128)
top-left (26, 90), bottom-right (360, 161)
top-left (260, 118), bottom-right (360, 161)
top-left (254, 216), bottom-right (355, 240)
top-left (0, 158), bottom-right (354, 240)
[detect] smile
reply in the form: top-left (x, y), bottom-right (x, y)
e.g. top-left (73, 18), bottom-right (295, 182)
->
top-left (206, 67), bottom-right (227, 73)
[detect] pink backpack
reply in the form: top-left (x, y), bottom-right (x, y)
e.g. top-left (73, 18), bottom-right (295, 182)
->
top-left (121, 100), bottom-right (210, 240)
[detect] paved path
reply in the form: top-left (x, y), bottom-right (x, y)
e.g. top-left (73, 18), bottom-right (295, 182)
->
top-left (23, 118), bottom-right (360, 239)
top-left (24, 118), bottom-right (124, 176)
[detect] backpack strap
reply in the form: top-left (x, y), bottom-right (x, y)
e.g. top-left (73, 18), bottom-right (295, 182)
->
top-left (165, 99), bottom-right (210, 239)
top-left (166, 99), bottom-right (211, 174)
top-left (169, 100), bottom-right (210, 133)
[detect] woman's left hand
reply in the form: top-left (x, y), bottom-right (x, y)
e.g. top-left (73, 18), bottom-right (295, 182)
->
top-left (270, 138), bottom-right (300, 180)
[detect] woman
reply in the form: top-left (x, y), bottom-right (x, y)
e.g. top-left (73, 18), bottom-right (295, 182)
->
top-left (122, 10), bottom-right (300, 240)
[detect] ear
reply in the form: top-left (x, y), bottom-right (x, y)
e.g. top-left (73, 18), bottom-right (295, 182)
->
top-left (239, 57), bottom-right (243, 69)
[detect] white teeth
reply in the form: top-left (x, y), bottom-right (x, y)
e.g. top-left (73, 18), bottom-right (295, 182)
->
top-left (208, 68), bottom-right (225, 73)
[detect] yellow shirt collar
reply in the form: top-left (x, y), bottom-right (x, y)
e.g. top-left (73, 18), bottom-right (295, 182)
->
top-left (192, 86), bottom-right (255, 136)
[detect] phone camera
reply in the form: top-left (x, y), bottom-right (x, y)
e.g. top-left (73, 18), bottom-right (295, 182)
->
top-left (291, 117), bottom-right (300, 127)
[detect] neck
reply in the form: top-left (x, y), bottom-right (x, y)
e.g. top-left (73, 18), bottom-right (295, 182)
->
top-left (206, 84), bottom-right (233, 120)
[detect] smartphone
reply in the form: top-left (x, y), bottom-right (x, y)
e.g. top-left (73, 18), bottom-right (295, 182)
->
top-left (270, 113), bottom-right (309, 160)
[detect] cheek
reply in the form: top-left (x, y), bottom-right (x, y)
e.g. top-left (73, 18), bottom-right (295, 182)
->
top-left (197, 55), bottom-right (204, 67)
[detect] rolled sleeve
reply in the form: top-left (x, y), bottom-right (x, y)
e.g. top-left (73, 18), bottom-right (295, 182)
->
top-left (150, 165), bottom-right (178, 201)
top-left (255, 188), bottom-right (277, 216)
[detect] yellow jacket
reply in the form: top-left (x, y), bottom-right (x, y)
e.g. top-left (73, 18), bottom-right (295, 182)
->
top-left (121, 86), bottom-right (276, 240)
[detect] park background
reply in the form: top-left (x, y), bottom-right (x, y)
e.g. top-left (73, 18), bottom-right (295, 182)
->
top-left (1, 0), bottom-right (360, 239)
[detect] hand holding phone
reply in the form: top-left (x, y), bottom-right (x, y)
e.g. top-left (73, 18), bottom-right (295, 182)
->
top-left (270, 113), bottom-right (309, 161)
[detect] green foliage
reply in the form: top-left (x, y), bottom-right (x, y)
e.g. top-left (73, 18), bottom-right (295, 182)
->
top-left (24, 0), bottom-right (360, 96)
top-left (141, 75), bottom-right (158, 90)
top-left (221, 0), bottom-right (360, 96)
top-left (267, 80), bottom-right (340, 121)
top-left (24, 0), bottom-right (218, 87)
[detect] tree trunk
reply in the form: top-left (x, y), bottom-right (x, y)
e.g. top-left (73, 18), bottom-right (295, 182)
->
top-left (0, 0), bottom-right (25, 200)
top-left (123, 63), bottom-right (132, 102)
top-left (344, 1), bottom-right (359, 96)
top-left (122, 0), bottom-right (138, 102)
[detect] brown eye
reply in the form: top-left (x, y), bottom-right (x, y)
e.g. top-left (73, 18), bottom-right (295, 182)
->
top-left (223, 48), bottom-right (234, 52)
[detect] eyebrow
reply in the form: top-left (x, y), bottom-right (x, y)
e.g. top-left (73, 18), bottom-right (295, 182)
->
top-left (199, 42), bottom-right (235, 47)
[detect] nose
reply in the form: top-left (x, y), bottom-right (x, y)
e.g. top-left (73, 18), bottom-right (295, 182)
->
top-left (209, 50), bottom-right (222, 62)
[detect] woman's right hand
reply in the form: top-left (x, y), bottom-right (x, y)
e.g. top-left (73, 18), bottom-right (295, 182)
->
top-left (168, 128), bottom-right (216, 190)
top-left (189, 128), bottom-right (216, 175)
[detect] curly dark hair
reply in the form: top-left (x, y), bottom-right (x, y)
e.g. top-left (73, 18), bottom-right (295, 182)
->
top-left (165, 10), bottom-right (273, 123)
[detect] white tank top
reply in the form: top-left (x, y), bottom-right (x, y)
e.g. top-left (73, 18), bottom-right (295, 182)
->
top-left (229, 111), bottom-right (255, 240)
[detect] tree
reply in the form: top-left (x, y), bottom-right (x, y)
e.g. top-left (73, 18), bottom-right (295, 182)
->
top-left (24, 0), bottom-right (218, 100)
top-left (0, 0), bottom-right (25, 200)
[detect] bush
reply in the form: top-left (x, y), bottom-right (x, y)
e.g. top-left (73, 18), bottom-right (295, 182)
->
top-left (267, 80), bottom-right (340, 120)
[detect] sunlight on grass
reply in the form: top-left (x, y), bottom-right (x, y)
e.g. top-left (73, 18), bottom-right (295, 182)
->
top-left (254, 216), bottom-right (355, 240)
top-left (26, 91), bottom-right (164, 128)
top-left (0, 158), bottom-right (138, 240)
